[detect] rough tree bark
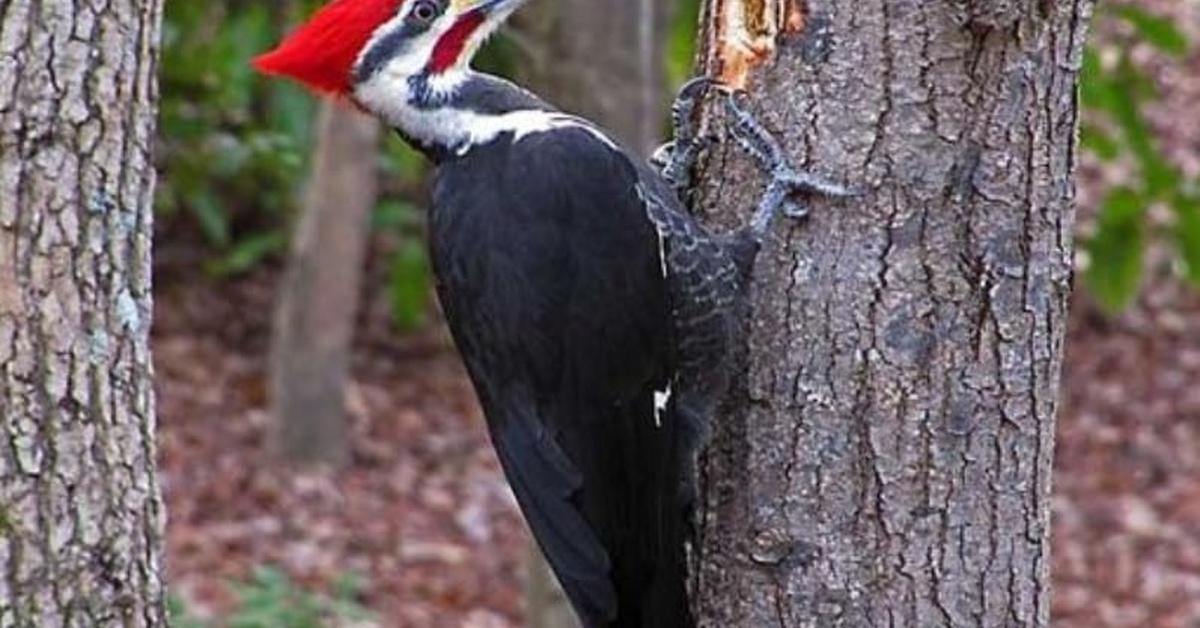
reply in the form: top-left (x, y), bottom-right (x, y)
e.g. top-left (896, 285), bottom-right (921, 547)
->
top-left (270, 103), bottom-right (379, 466)
top-left (690, 1), bottom-right (1092, 625)
top-left (514, 3), bottom-right (674, 625)
top-left (0, 0), bottom-right (167, 625)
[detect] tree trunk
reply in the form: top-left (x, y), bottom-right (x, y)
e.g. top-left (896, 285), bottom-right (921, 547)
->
top-left (514, 3), bottom-right (675, 625)
top-left (0, 0), bottom-right (167, 625)
top-left (270, 103), bottom-right (379, 466)
top-left (691, 1), bottom-right (1092, 625)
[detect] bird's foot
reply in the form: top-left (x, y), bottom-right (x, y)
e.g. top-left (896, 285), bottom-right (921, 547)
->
top-left (653, 76), bottom-right (719, 197)
top-left (724, 91), bottom-right (853, 241)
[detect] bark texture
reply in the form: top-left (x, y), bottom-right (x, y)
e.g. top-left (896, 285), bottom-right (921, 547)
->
top-left (0, 0), bottom-right (167, 625)
top-left (691, 1), bottom-right (1092, 626)
top-left (270, 103), bottom-right (379, 466)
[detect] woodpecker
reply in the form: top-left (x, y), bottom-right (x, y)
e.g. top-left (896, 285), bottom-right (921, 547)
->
top-left (256, 1), bottom-right (846, 626)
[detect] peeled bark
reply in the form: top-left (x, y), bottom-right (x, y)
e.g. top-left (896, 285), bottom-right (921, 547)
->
top-left (0, 0), bottom-right (167, 625)
top-left (270, 103), bottom-right (379, 466)
top-left (691, 1), bottom-right (1093, 625)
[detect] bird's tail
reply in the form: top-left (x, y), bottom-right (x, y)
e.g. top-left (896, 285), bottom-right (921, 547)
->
top-left (606, 393), bottom-right (694, 628)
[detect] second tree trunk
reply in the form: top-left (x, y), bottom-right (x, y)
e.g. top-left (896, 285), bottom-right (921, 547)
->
top-left (690, 1), bottom-right (1092, 625)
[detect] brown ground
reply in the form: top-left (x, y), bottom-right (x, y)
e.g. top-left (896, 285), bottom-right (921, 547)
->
top-left (1054, 281), bottom-right (1200, 627)
top-left (156, 263), bottom-right (528, 627)
top-left (156, 260), bottom-right (1200, 628)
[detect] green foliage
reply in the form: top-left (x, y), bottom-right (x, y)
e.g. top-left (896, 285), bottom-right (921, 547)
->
top-left (374, 196), bottom-right (432, 332)
top-left (388, 237), bottom-right (433, 331)
top-left (1173, 193), bottom-right (1200, 285)
top-left (1086, 188), bottom-right (1146, 312)
top-left (376, 137), bottom-right (434, 332)
top-left (168, 568), bottom-right (372, 628)
top-left (1113, 6), bottom-right (1189, 57)
top-left (167, 595), bottom-right (209, 628)
top-left (158, 2), bottom-right (318, 276)
top-left (1079, 4), bottom-right (1195, 312)
top-left (667, 0), bottom-right (703, 89)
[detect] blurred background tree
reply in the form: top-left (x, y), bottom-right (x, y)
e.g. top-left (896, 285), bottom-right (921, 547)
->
top-left (269, 103), bottom-right (380, 467)
top-left (152, 0), bottom-right (1199, 626)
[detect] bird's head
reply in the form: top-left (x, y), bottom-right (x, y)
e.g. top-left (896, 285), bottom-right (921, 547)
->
top-left (254, 0), bottom-right (524, 101)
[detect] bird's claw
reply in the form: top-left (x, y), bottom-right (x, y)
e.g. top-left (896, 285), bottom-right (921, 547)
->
top-left (676, 75), bottom-right (717, 104)
top-left (724, 90), bottom-right (786, 171)
top-left (724, 91), bottom-right (851, 240)
top-left (650, 142), bottom-right (674, 171)
top-left (659, 76), bottom-right (720, 198)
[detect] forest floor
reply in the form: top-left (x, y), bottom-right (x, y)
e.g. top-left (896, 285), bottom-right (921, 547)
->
top-left (156, 257), bottom-right (1200, 628)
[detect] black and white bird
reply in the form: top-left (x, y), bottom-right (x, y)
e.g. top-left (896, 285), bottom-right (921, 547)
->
top-left (256, 1), bottom-right (846, 626)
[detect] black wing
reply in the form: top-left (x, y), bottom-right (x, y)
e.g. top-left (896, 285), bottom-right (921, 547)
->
top-left (430, 126), bottom-right (689, 627)
top-left (635, 164), bottom-right (752, 464)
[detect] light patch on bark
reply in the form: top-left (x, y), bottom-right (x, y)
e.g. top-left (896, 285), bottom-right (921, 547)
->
top-left (0, 0), bottom-right (167, 625)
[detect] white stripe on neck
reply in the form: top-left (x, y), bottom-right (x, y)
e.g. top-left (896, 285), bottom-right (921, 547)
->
top-left (355, 69), bottom-right (618, 156)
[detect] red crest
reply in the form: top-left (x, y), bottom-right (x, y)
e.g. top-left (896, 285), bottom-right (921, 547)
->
top-left (254, 0), bottom-right (405, 95)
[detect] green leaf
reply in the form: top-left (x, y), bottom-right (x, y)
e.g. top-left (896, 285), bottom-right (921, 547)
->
top-left (1109, 58), bottom-right (1180, 199)
top-left (1080, 123), bottom-right (1121, 161)
top-left (1080, 48), bottom-right (1118, 113)
top-left (167, 594), bottom-right (209, 628)
top-left (473, 29), bottom-right (521, 79)
top-left (1115, 6), bottom-right (1190, 57)
top-left (373, 200), bottom-right (422, 230)
top-left (267, 82), bottom-right (317, 151)
top-left (667, 0), bottom-right (703, 88)
top-left (206, 232), bottom-right (286, 277)
top-left (223, 566), bottom-right (370, 628)
top-left (381, 137), bottom-right (427, 181)
top-left (332, 572), bottom-right (366, 601)
top-left (190, 190), bottom-right (231, 247)
top-left (1085, 187), bottom-right (1146, 313)
top-left (1172, 193), bottom-right (1200, 286)
top-left (388, 241), bottom-right (431, 332)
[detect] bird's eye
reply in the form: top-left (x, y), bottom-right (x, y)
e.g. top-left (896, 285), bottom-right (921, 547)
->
top-left (411, 0), bottom-right (439, 23)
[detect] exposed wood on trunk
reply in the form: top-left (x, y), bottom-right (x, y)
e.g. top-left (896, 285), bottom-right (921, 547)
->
top-left (270, 103), bottom-right (380, 466)
top-left (702, 0), bottom-right (807, 89)
top-left (691, 1), bottom-right (1094, 625)
top-left (0, 0), bottom-right (167, 624)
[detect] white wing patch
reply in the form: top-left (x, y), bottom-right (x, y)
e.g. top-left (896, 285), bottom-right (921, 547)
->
top-left (653, 383), bottom-right (672, 428)
top-left (463, 110), bottom-right (619, 155)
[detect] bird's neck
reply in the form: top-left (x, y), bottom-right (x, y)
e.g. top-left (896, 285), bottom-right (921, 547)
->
top-left (353, 69), bottom-right (555, 161)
